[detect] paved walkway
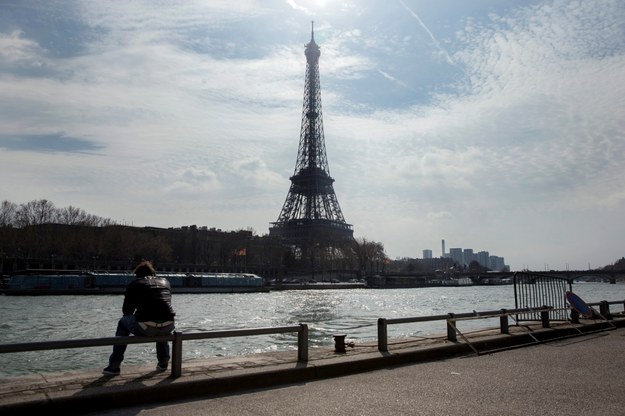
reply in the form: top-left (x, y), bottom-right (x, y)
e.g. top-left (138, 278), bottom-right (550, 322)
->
top-left (1, 320), bottom-right (623, 415)
top-left (94, 326), bottom-right (625, 416)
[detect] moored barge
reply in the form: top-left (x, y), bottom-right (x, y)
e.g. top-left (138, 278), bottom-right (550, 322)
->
top-left (1, 269), bottom-right (269, 295)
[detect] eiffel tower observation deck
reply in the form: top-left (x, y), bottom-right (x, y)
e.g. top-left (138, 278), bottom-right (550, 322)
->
top-left (270, 23), bottom-right (353, 247)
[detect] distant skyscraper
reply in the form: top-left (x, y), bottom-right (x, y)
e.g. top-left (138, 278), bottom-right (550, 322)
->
top-left (477, 251), bottom-right (490, 268)
top-left (489, 255), bottom-right (505, 271)
top-left (449, 248), bottom-right (463, 266)
top-left (436, 241), bottom-right (507, 270)
top-left (423, 249), bottom-right (432, 259)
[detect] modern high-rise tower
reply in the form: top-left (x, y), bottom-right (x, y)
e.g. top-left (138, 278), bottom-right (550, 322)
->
top-left (269, 23), bottom-right (353, 246)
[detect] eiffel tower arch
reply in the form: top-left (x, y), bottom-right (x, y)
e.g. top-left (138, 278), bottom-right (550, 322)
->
top-left (270, 23), bottom-right (354, 267)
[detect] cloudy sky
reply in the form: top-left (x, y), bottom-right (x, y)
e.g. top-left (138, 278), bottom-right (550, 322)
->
top-left (1, 0), bottom-right (624, 271)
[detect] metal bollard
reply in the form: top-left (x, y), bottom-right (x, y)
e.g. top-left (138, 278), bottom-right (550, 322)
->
top-left (333, 334), bottom-right (347, 353)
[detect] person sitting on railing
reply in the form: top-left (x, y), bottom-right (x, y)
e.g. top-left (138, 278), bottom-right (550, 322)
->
top-left (103, 260), bottom-right (176, 376)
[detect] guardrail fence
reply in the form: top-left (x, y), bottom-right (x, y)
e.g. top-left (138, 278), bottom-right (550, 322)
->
top-left (1, 300), bottom-right (623, 378)
top-left (513, 272), bottom-right (571, 321)
top-left (0, 324), bottom-right (309, 378)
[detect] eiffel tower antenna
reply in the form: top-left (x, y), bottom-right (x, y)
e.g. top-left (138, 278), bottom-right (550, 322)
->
top-left (269, 25), bottom-right (353, 246)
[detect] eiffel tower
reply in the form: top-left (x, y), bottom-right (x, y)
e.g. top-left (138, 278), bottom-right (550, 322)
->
top-left (269, 23), bottom-right (353, 247)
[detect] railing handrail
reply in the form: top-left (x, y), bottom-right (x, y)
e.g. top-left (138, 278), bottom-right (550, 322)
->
top-left (383, 306), bottom-right (551, 325)
top-left (178, 325), bottom-right (303, 341)
top-left (378, 306), bottom-right (558, 351)
top-left (378, 301), bottom-right (624, 351)
top-left (2, 299), bottom-right (622, 378)
top-left (0, 324), bottom-right (307, 354)
top-left (0, 334), bottom-right (174, 353)
top-left (0, 324), bottom-right (309, 378)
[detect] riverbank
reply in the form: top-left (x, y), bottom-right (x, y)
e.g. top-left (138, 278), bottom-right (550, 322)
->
top-left (3, 284), bottom-right (623, 378)
top-left (1, 318), bottom-right (622, 415)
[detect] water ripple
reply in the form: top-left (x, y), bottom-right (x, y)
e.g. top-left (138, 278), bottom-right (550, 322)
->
top-left (1, 283), bottom-right (622, 376)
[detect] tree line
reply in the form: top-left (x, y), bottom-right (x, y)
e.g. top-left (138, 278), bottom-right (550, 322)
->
top-left (1, 199), bottom-right (114, 228)
top-left (0, 199), bottom-right (391, 277)
top-left (5, 199), bottom-right (619, 276)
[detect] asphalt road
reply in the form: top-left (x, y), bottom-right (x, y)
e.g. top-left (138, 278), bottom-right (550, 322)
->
top-left (84, 328), bottom-right (625, 416)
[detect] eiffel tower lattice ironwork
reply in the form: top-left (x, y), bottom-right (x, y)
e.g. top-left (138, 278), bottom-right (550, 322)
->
top-left (270, 24), bottom-right (353, 245)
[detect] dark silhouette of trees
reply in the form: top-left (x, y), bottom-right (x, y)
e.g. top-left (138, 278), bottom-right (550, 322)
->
top-left (2, 199), bottom-right (623, 278)
top-left (468, 260), bottom-right (488, 273)
top-left (0, 199), bottom-right (383, 278)
top-left (14, 199), bottom-right (58, 227)
top-left (0, 201), bottom-right (17, 226)
top-left (57, 205), bottom-right (115, 226)
top-left (603, 257), bottom-right (625, 271)
top-left (0, 199), bottom-right (301, 276)
top-left (351, 238), bottom-right (387, 275)
top-left (1, 199), bottom-right (113, 228)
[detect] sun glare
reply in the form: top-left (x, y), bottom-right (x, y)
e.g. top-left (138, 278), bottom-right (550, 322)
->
top-left (289, 0), bottom-right (333, 12)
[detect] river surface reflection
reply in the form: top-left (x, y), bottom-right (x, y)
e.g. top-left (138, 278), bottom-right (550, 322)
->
top-left (1, 283), bottom-right (622, 377)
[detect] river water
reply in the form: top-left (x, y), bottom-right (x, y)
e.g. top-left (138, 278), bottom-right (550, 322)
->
top-left (1, 282), bottom-right (623, 377)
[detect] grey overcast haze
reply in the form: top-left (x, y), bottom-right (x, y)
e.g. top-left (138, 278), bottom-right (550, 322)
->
top-left (1, 0), bottom-right (624, 271)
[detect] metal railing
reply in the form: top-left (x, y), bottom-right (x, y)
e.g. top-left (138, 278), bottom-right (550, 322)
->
top-left (513, 272), bottom-right (572, 321)
top-left (0, 324), bottom-right (309, 378)
top-left (378, 300), bottom-right (625, 352)
top-left (2, 299), bottom-right (623, 378)
top-left (377, 307), bottom-right (550, 352)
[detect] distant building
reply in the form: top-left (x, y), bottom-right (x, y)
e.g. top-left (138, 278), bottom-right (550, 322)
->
top-left (438, 239), bottom-right (509, 271)
top-left (422, 249), bottom-right (432, 259)
top-left (417, 257), bottom-right (455, 271)
top-left (489, 255), bottom-right (506, 271)
top-left (449, 248), bottom-right (463, 266)
top-left (477, 251), bottom-right (490, 268)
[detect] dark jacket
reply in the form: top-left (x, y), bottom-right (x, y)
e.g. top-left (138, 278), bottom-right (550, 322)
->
top-left (122, 276), bottom-right (176, 322)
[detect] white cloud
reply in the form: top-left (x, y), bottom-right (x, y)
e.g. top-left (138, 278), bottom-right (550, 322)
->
top-left (0, 30), bottom-right (45, 66)
top-left (1, 0), bottom-right (624, 270)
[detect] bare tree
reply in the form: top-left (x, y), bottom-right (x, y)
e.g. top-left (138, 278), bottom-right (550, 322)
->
top-left (15, 199), bottom-right (58, 227)
top-left (0, 200), bottom-right (18, 226)
top-left (57, 205), bottom-right (87, 225)
top-left (352, 237), bottom-right (387, 275)
top-left (56, 205), bottom-right (110, 226)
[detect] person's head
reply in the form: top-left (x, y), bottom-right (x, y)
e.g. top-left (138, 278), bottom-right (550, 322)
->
top-left (133, 260), bottom-right (156, 277)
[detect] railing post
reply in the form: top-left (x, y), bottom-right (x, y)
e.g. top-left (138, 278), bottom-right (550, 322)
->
top-left (447, 313), bottom-right (457, 342)
top-left (500, 309), bottom-right (509, 334)
top-left (171, 331), bottom-right (183, 378)
top-left (540, 306), bottom-right (550, 328)
top-left (378, 318), bottom-right (388, 352)
top-left (297, 323), bottom-right (308, 362)
top-left (599, 301), bottom-right (611, 320)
